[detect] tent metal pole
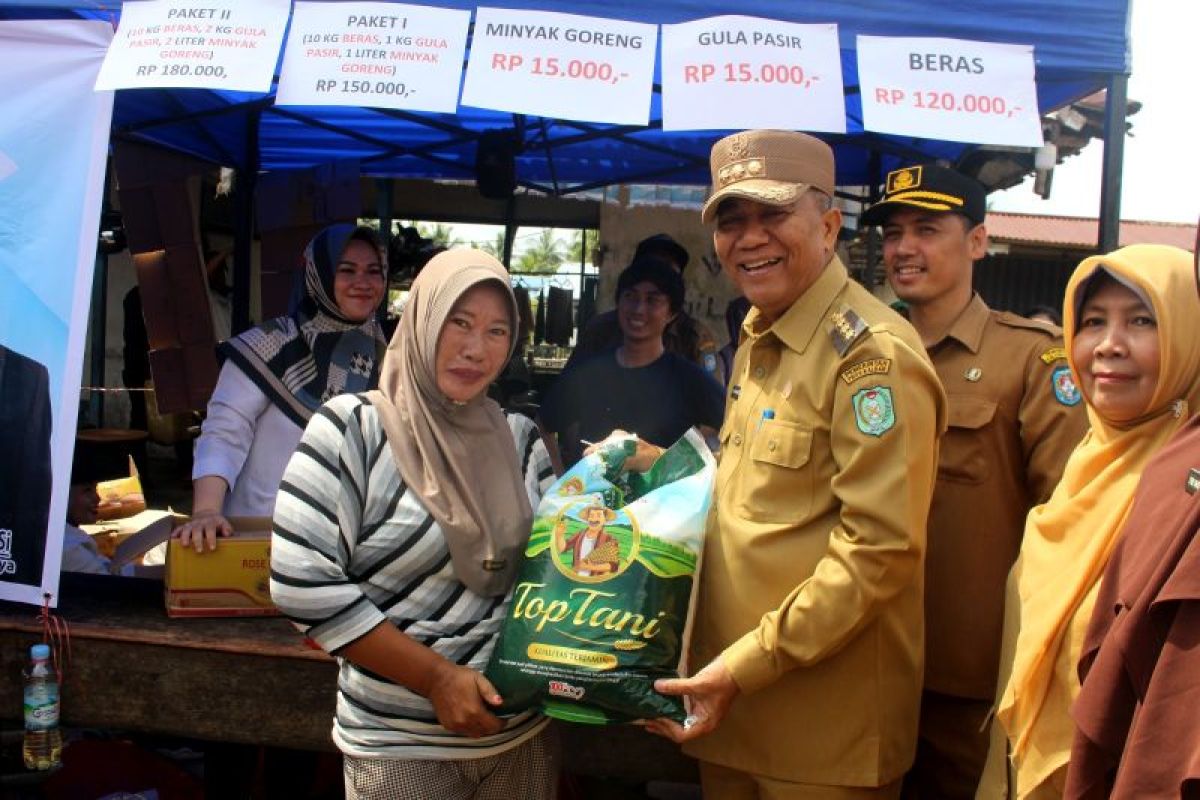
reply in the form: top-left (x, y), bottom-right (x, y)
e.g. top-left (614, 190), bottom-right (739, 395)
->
top-left (377, 178), bottom-right (394, 254)
top-left (861, 151), bottom-right (882, 291)
top-left (87, 165), bottom-right (114, 426)
top-left (232, 110), bottom-right (260, 336)
top-left (88, 251), bottom-right (108, 427)
top-left (1098, 73), bottom-right (1128, 252)
top-left (502, 196), bottom-right (517, 270)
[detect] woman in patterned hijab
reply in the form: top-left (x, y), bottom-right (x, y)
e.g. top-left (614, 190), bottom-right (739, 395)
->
top-left (175, 224), bottom-right (388, 551)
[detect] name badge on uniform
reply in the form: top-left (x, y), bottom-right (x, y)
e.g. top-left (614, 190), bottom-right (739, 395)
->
top-left (1187, 468), bottom-right (1200, 495)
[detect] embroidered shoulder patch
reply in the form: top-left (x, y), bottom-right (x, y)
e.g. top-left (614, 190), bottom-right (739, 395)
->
top-left (1040, 346), bottom-right (1067, 364)
top-left (840, 358), bottom-right (892, 384)
top-left (1051, 365), bottom-right (1082, 406)
top-left (829, 307), bottom-right (868, 356)
top-left (852, 386), bottom-right (896, 436)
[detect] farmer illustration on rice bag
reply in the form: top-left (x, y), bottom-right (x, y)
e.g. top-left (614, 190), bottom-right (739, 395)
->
top-left (557, 502), bottom-right (621, 577)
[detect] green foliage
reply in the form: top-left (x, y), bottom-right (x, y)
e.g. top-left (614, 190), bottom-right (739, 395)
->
top-left (515, 228), bottom-right (564, 274)
top-left (399, 220), bottom-right (460, 248)
top-left (479, 230), bottom-right (508, 261)
top-left (566, 229), bottom-right (598, 265)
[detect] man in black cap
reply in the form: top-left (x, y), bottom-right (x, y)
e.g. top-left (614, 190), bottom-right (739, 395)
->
top-left (861, 164), bottom-right (1088, 799)
top-left (567, 233), bottom-right (723, 383)
top-left (540, 256), bottom-right (724, 468)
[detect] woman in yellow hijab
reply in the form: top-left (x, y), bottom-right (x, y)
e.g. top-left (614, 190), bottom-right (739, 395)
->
top-left (978, 243), bottom-right (1200, 799)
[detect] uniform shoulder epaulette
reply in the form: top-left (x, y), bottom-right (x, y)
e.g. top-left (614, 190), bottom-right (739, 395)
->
top-left (829, 305), bottom-right (869, 356)
top-left (994, 312), bottom-right (1066, 363)
top-left (996, 311), bottom-right (1060, 337)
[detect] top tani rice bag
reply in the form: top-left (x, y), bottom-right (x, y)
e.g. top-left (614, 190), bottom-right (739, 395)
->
top-left (485, 429), bottom-right (716, 724)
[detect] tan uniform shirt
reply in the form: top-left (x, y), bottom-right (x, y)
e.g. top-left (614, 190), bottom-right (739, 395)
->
top-left (685, 257), bottom-right (946, 786)
top-left (923, 295), bottom-right (1088, 700)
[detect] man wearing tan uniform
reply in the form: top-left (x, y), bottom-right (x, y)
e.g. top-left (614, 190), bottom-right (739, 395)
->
top-left (860, 165), bottom-right (1089, 799)
top-left (647, 130), bottom-right (946, 799)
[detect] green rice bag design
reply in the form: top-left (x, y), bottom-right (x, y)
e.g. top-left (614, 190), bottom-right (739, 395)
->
top-left (485, 429), bottom-right (715, 724)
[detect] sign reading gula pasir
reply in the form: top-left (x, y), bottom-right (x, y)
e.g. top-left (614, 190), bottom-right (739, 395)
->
top-left (660, 16), bottom-right (846, 133)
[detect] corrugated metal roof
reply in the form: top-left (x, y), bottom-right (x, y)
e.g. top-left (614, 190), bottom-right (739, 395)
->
top-left (986, 212), bottom-right (1197, 250)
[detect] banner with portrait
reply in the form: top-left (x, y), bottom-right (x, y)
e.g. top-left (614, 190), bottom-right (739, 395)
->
top-left (0, 19), bottom-right (114, 606)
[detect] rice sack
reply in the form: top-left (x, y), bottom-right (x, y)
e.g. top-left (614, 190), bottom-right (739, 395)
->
top-left (486, 429), bottom-right (715, 724)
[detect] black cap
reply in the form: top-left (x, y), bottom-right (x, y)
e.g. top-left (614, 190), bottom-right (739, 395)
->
top-left (861, 164), bottom-right (987, 227)
top-left (633, 234), bottom-right (689, 273)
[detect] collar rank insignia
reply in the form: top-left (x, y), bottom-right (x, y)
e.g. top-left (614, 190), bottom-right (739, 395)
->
top-left (829, 307), bottom-right (868, 356)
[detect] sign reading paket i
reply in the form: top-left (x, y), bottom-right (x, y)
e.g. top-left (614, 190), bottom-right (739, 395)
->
top-left (277, 2), bottom-right (470, 112)
top-left (661, 16), bottom-right (845, 132)
top-left (857, 35), bottom-right (1042, 146)
top-left (95, 0), bottom-right (289, 92)
top-left (461, 8), bottom-right (656, 126)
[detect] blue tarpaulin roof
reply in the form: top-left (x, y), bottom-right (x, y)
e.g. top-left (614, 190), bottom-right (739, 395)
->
top-left (2, 1), bottom-right (1131, 192)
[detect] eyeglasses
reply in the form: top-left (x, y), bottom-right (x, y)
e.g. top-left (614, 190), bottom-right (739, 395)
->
top-left (617, 290), bottom-right (671, 311)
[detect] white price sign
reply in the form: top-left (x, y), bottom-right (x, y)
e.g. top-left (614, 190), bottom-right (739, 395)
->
top-left (461, 8), bottom-right (656, 126)
top-left (95, 0), bottom-right (289, 92)
top-left (276, 2), bottom-right (470, 112)
top-left (661, 16), bottom-right (845, 133)
top-left (857, 35), bottom-right (1043, 146)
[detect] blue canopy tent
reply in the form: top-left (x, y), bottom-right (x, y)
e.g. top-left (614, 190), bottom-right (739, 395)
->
top-left (3, 0), bottom-right (1131, 188)
top-left (3, 0), bottom-right (1133, 331)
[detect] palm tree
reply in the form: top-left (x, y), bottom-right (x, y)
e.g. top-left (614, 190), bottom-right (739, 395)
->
top-left (419, 222), bottom-right (460, 249)
top-left (566, 229), bottom-right (599, 266)
top-left (515, 228), bottom-right (564, 273)
top-left (479, 230), bottom-right (508, 261)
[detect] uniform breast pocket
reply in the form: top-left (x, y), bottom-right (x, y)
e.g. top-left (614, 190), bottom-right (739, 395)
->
top-left (735, 419), bottom-right (814, 523)
top-left (937, 396), bottom-right (997, 485)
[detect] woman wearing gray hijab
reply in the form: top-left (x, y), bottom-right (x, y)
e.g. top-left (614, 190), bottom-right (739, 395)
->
top-left (271, 249), bottom-right (557, 799)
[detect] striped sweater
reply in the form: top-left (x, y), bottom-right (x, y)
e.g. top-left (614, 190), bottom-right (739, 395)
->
top-left (270, 393), bottom-right (554, 760)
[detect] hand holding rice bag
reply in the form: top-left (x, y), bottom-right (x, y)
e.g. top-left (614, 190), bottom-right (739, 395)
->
top-left (485, 429), bottom-right (716, 724)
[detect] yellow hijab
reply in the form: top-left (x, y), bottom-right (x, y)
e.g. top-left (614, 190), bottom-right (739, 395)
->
top-left (995, 244), bottom-right (1200, 795)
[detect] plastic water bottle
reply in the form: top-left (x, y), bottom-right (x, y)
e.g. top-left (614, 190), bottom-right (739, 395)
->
top-left (22, 643), bottom-right (63, 770)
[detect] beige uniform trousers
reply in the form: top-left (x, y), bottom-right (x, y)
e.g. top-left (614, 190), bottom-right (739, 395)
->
top-left (701, 761), bottom-right (903, 800)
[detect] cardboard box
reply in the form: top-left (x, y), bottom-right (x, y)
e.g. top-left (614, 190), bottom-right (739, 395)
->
top-left (165, 517), bottom-right (279, 618)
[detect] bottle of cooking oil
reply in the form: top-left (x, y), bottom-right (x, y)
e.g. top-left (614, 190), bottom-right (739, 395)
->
top-left (22, 643), bottom-right (62, 770)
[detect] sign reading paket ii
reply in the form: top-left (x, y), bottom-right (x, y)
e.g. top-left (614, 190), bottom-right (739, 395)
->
top-left (276, 2), bottom-right (470, 112)
top-left (95, 0), bottom-right (289, 93)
